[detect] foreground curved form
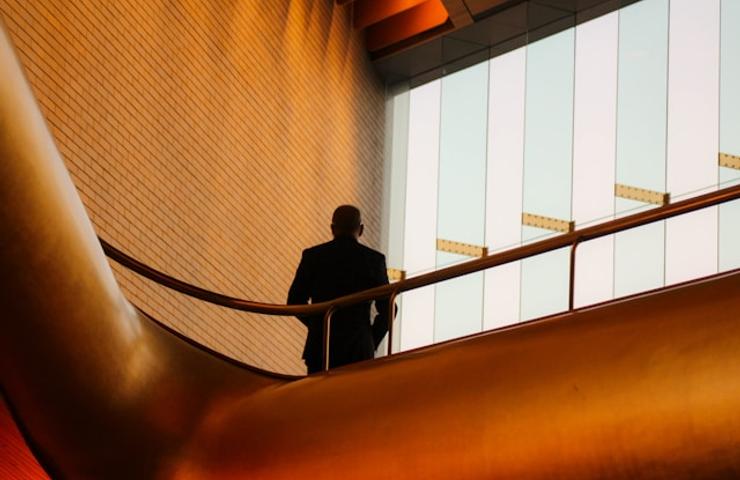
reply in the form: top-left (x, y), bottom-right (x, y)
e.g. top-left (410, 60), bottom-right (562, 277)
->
top-left (2, 21), bottom-right (740, 479)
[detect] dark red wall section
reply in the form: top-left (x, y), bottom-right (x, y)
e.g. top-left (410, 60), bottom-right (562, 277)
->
top-left (0, 397), bottom-right (48, 480)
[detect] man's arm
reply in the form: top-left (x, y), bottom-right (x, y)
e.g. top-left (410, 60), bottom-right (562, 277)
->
top-left (287, 251), bottom-right (311, 327)
top-left (371, 254), bottom-right (392, 349)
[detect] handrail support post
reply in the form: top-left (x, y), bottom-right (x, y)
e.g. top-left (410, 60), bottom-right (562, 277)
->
top-left (322, 307), bottom-right (335, 372)
top-left (568, 238), bottom-right (580, 311)
top-left (387, 291), bottom-right (398, 357)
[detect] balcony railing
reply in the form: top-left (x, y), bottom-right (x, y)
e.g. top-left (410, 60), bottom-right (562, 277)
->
top-left (101, 183), bottom-right (740, 372)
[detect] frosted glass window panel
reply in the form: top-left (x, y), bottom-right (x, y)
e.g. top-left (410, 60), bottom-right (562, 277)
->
top-left (571, 12), bottom-right (618, 307)
top-left (520, 227), bottom-right (570, 321)
top-left (437, 62), bottom-right (489, 244)
top-left (614, 223), bottom-right (666, 296)
top-left (383, 90), bottom-right (410, 269)
top-left (665, 208), bottom-right (719, 285)
top-left (483, 47), bottom-right (526, 329)
top-left (486, 48), bottom-right (526, 250)
top-left (574, 236), bottom-right (614, 308)
top-left (614, 198), bottom-right (665, 297)
top-left (434, 252), bottom-right (484, 342)
top-left (719, 167), bottom-right (740, 272)
top-left (404, 81), bottom-right (441, 275)
top-left (666, 0), bottom-right (720, 196)
top-left (614, 0), bottom-right (668, 298)
top-left (400, 80), bottom-right (442, 351)
top-left (484, 263), bottom-right (522, 330)
top-left (522, 28), bottom-right (575, 220)
top-left (399, 286), bottom-right (436, 351)
top-left (379, 88), bottom-right (409, 355)
top-left (719, 1), bottom-right (740, 273)
top-left (664, 0), bottom-right (721, 285)
top-left (520, 29), bottom-right (574, 321)
top-left (573, 12), bottom-right (618, 223)
top-left (720, 0), bottom-right (740, 156)
top-left (720, 167), bottom-right (740, 189)
top-left (434, 61), bottom-right (489, 341)
top-left (616, 0), bottom-right (669, 192)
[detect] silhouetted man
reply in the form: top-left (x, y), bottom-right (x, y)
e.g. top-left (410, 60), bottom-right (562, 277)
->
top-left (288, 205), bottom-right (390, 374)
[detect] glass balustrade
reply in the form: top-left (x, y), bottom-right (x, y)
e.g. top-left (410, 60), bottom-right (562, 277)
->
top-left (435, 63), bottom-right (489, 342)
top-left (719, 0), bottom-right (740, 273)
top-left (483, 48), bottom-right (526, 329)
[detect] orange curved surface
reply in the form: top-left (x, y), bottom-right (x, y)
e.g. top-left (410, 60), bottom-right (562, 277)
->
top-left (2, 20), bottom-right (740, 480)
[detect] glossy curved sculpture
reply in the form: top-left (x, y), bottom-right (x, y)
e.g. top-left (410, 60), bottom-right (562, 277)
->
top-left (2, 22), bottom-right (740, 480)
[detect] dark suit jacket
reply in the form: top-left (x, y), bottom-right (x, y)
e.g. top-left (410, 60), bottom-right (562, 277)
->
top-left (287, 236), bottom-right (390, 372)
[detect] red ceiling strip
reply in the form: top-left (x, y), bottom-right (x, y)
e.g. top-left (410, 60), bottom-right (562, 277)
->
top-left (365, 0), bottom-right (450, 52)
top-left (353, 0), bottom-right (431, 30)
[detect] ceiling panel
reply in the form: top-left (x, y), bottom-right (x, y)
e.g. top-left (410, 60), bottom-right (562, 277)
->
top-left (464, 0), bottom-right (519, 17)
top-left (446, 3), bottom-right (527, 45)
top-left (365, 0), bottom-right (636, 84)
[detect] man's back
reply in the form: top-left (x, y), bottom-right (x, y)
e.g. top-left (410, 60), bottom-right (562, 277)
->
top-left (303, 237), bottom-right (384, 304)
top-left (288, 235), bottom-right (389, 373)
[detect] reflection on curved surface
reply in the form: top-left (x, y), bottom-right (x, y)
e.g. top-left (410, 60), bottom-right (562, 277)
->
top-left (2, 21), bottom-right (740, 480)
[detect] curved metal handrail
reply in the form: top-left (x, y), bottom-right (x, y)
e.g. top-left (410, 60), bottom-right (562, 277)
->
top-left (100, 238), bottom-right (319, 316)
top-left (102, 183), bottom-right (740, 370)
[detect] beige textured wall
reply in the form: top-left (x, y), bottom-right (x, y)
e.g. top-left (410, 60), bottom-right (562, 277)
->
top-left (0, 0), bottom-right (385, 375)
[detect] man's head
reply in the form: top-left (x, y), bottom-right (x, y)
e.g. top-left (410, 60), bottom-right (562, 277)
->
top-left (331, 205), bottom-right (363, 239)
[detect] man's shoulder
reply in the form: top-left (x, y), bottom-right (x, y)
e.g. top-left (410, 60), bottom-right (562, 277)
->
top-left (356, 243), bottom-right (385, 262)
top-left (303, 240), bottom-right (385, 261)
top-left (302, 241), bottom-right (335, 257)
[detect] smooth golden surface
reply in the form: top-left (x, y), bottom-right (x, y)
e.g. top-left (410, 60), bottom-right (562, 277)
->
top-left (2, 20), bottom-right (740, 480)
top-left (173, 273), bottom-right (740, 479)
top-left (0, 23), bottom-right (285, 479)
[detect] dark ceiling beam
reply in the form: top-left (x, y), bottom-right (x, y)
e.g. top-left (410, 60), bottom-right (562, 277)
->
top-left (463, 0), bottom-right (521, 16)
top-left (441, 0), bottom-right (474, 27)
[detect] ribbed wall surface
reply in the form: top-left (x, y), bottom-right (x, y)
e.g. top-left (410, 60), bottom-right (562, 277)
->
top-left (0, 1), bottom-right (385, 375)
top-left (0, 398), bottom-right (47, 480)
